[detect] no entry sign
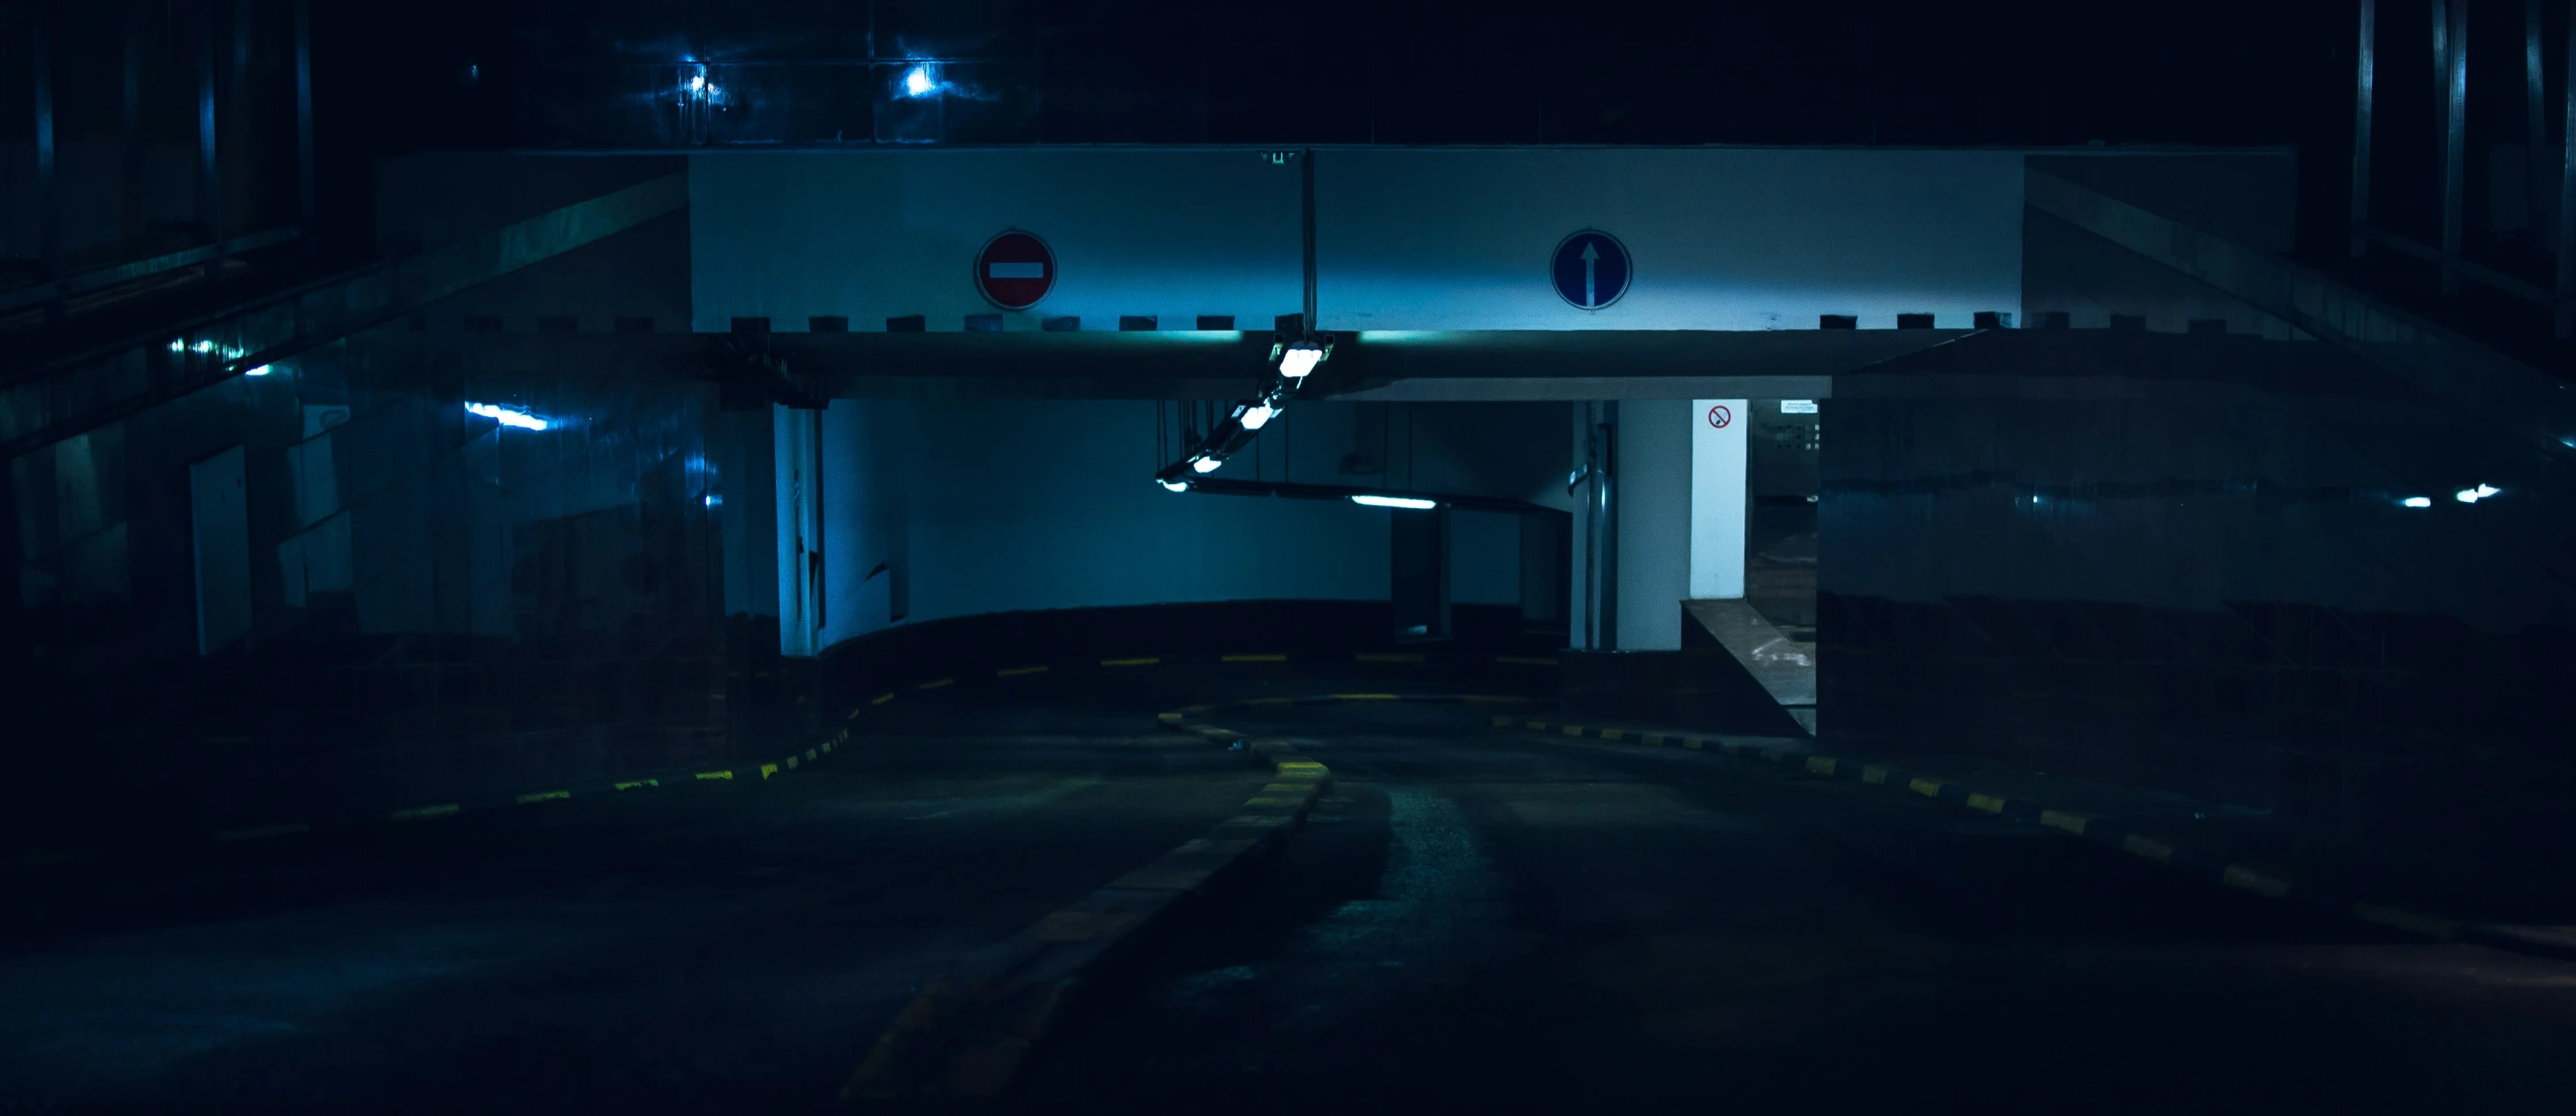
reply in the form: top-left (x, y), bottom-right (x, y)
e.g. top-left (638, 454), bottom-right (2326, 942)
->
top-left (974, 231), bottom-right (1056, 310)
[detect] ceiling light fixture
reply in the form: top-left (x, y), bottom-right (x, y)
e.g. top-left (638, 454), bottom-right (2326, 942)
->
top-left (1350, 494), bottom-right (1438, 510)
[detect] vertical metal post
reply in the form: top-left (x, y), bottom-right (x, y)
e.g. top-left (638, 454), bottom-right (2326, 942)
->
top-left (2352, 0), bottom-right (2376, 256)
top-left (198, 0), bottom-right (223, 254)
top-left (2442, 0), bottom-right (2468, 294)
top-left (295, 0), bottom-right (315, 247)
top-left (232, 0), bottom-right (249, 232)
top-left (1300, 148), bottom-right (1318, 331)
top-left (2557, 0), bottom-right (2576, 338)
top-left (123, 0), bottom-right (147, 247)
top-left (34, 0), bottom-right (61, 294)
top-left (1596, 402), bottom-right (1618, 651)
top-left (2530, 0), bottom-right (2550, 241)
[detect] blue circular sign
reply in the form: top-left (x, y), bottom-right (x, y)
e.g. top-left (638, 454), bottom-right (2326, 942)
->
top-left (1551, 230), bottom-right (1630, 310)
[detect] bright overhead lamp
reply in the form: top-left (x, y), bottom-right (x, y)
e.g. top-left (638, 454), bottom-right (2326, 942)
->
top-left (2399, 496), bottom-right (2432, 508)
top-left (1159, 479), bottom-right (1189, 492)
top-left (2454, 483), bottom-right (2501, 504)
top-left (1236, 403), bottom-right (1275, 430)
top-left (901, 65), bottom-right (937, 97)
top-left (1349, 494), bottom-right (1437, 510)
top-left (1191, 455), bottom-right (1224, 474)
top-left (244, 364), bottom-right (270, 376)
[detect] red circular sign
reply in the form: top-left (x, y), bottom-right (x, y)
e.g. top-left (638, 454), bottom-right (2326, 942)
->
top-left (974, 231), bottom-right (1056, 310)
top-left (1706, 404), bottom-right (1733, 429)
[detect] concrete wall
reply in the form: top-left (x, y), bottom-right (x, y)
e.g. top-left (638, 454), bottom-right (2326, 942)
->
top-left (1317, 148), bottom-right (2023, 330)
top-left (1820, 330), bottom-right (2576, 884)
top-left (3, 327), bottom-right (733, 848)
top-left (812, 399), bottom-right (1394, 648)
top-left (2020, 150), bottom-right (2306, 338)
top-left (803, 398), bottom-right (1568, 650)
top-left (376, 154), bottom-right (693, 334)
top-left (689, 147), bottom-right (2025, 332)
top-left (688, 149), bottom-right (1303, 334)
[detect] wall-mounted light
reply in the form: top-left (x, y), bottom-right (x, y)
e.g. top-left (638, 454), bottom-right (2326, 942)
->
top-left (2454, 483), bottom-right (2501, 504)
top-left (1350, 494), bottom-right (1437, 510)
top-left (466, 401), bottom-right (551, 431)
top-left (2399, 496), bottom-right (2432, 508)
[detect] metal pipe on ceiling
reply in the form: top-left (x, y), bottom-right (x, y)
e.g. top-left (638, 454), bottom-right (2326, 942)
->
top-left (2351, 0), bottom-right (2375, 258)
top-left (2441, 0), bottom-right (2469, 295)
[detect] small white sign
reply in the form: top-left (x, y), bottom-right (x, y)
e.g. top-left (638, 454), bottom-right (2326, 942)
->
top-left (1781, 399), bottom-right (1819, 414)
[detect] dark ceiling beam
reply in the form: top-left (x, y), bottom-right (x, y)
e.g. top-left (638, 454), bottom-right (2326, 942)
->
top-left (354, 327), bottom-right (1979, 402)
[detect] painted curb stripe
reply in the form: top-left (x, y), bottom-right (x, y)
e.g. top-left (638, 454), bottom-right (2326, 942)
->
top-left (998, 665), bottom-right (1050, 677)
top-left (1488, 714), bottom-right (2501, 953)
top-left (847, 702), bottom-right (1338, 1103)
top-left (1222, 653), bottom-right (1288, 662)
top-left (390, 803), bottom-right (460, 821)
top-left (515, 790), bottom-right (571, 804)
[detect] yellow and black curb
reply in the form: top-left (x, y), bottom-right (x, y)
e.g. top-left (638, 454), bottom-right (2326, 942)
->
top-left (837, 701), bottom-right (1358, 1105)
top-left (3, 651), bottom-right (1554, 871)
top-left (1494, 715), bottom-right (2576, 962)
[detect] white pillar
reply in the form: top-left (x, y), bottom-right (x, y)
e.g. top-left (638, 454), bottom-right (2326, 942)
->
top-left (775, 406), bottom-right (824, 657)
top-left (1689, 398), bottom-right (1748, 600)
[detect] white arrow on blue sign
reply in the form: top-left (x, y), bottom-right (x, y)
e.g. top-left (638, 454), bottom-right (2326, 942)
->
top-left (1551, 230), bottom-right (1631, 310)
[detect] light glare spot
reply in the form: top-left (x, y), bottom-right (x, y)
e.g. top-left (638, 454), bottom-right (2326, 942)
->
top-left (466, 401), bottom-right (551, 431)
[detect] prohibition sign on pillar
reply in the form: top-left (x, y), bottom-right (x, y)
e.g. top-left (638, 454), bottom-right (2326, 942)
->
top-left (1551, 229), bottom-right (1631, 310)
top-left (1706, 404), bottom-right (1733, 429)
top-left (975, 230), bottom-right (1057, 310)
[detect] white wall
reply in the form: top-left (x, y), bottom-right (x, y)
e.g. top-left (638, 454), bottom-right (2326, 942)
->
top-left (1317, 148), bottom-right (2022, 331)
top-left (691, 148), bottom-right (2023, 332)
top-left (815, 399), bottom-right (1392, 648)
top-left (1451, 509), bottom-right (1521, 606)
top-left (690, 150), bottom-right (1303, 333)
